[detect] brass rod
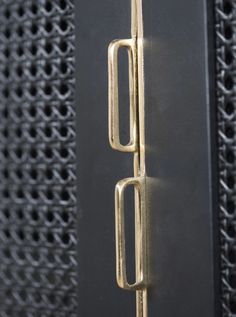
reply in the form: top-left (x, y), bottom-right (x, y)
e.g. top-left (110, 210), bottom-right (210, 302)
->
top-left (132, 1), bottom-right (147, 316)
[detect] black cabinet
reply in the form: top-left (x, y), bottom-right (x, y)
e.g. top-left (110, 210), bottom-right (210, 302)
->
top-left (0, 0), bottom-right (235, 316)
top-left (77, 0), bottom-right (220, 316)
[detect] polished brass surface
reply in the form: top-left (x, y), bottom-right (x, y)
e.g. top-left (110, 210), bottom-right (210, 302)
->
top-left (108, 39), bottom-right (137, 152)
top-left (115, 177), bottom-right (146, 290)
top-left (108, 0), bottom-right (147, 316)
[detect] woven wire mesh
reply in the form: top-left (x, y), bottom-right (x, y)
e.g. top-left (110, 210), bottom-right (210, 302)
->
top-left (0, 1), bottom-right (77, 316)
top-left (216, 0), bottom-right (236, 316)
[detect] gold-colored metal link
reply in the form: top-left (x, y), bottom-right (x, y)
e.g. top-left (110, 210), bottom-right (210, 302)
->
top-left (115, 177), bottom-right (147, 290)
top-left (108, 0), bottom-right (147, 316)
top-left (108, 39), bottom-right (137, 153)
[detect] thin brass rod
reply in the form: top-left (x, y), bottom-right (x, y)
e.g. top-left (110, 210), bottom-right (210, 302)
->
top-left (132, 1), bottom-right (147, 316)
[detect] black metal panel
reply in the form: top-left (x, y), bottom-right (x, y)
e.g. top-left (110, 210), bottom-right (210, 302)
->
top-left (143, 0), bottom-right (219, 316)
top-left (0, 1), bottom-right (77, 316)
top-left (76, 0), bottom-right (137, 316)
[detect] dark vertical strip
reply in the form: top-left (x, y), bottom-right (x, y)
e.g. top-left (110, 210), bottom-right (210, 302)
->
top-left (215, 1), bottom-right (236, 316)
top-left (76, 0), bottom-right (137, 315)
top-left (142, 0), bottom-right (218, 316)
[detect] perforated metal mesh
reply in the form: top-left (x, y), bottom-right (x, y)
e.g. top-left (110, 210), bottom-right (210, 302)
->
top-left (216, 0), bottom-right (236, 316)
top-left (0, 1), bottom-right (77, 316)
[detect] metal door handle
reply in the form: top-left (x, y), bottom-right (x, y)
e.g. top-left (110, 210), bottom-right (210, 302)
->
top-left (115, 177), bottom-right (147, 290)
top-left (108, 39), bottom-right (137, 153)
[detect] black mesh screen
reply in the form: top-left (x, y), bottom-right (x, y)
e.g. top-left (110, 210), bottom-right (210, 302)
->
top-left (0, 1), bottom-right (77, 316)
top-left (216, 0), bottom-right (236, 316)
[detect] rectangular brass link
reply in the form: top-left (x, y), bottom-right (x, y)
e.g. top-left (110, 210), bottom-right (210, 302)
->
top-left (115, 177), bottom-right (147, 290)
top-left (108, 39), bottom-right (137, 152)
top-left (108, 0), bottom-right (147, 316)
